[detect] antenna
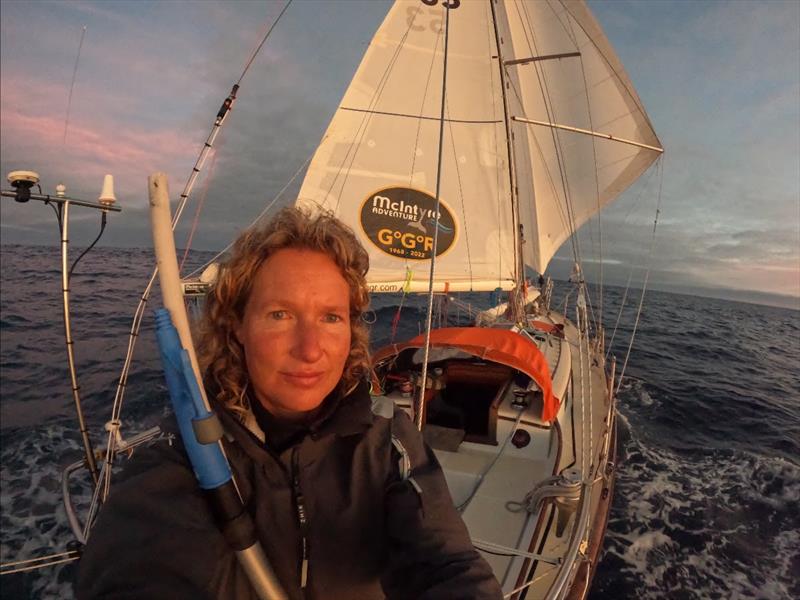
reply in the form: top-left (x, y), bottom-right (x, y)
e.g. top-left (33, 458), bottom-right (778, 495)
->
top-left (98, 174), bottom-right (116, 208)
top-left (63, 25), bottom-right (87, 145)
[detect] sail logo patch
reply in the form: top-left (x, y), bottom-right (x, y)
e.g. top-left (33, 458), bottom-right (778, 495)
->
top-left (360, 187), bottom-right (456, 260)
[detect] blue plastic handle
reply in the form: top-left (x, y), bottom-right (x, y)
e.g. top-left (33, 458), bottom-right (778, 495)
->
top-left (154, 308), bottom-right (232, 489)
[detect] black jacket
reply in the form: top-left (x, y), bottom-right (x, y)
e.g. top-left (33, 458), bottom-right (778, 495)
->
top-left (76, 382), bottom-right (502, 599)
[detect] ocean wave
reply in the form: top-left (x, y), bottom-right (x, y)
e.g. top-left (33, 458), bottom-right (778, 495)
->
top-left (593, 381), bottom-right (800, 600)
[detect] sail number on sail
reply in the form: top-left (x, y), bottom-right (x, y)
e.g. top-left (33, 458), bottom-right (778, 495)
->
top-left (420, 0), bottom-right (460, 8)
top-left (408, 0), bottom-right (460, 33)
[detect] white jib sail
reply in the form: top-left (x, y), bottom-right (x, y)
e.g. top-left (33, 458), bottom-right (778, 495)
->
top-left (496, 0), bottom-right (663, 274)
top-left (296, 0), bottom-right (662, 290)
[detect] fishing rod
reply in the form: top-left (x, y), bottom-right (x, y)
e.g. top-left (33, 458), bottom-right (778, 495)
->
top-left (150, 173), bottom-right (287, 599)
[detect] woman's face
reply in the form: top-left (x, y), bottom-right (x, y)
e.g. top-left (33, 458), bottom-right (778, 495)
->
top-left (236, 248), bottom-right (352, 419)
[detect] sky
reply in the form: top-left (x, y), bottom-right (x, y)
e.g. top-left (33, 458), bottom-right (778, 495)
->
top-left (1, 0), bottom-right (798, 304)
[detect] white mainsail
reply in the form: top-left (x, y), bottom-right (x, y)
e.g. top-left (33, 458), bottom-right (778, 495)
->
top-left (296, 0), bottom-right (662, 290)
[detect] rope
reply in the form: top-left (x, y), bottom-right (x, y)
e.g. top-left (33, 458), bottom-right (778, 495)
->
top-left (457, 407), bottom-right (525, 512)
top-left (389, 267), bottom-right (413, 343)
top-left (505, 475), bottom-right (564, 513)
top-left (472, 539), bottom-right (560, 565)
top-left (502, 563), bottom-right (560, 599)
top-left (0, 551), bottom-right (80, 575)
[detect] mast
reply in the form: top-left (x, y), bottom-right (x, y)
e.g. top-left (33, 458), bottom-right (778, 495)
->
top-left (488, 0), bottom-right (524, 317)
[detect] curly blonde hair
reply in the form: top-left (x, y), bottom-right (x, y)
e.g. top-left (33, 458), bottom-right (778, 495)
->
top-left (198, 206), bottom-right (371, 421)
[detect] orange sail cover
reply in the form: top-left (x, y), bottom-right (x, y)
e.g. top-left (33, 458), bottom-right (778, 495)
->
top-left (373, 327), bottom-right (560, 423)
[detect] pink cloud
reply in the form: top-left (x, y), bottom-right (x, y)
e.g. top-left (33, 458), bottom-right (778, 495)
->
top-left (3, 108), bottom-right (190, 167)
top-left (1, 82), bottom-right (198, 210)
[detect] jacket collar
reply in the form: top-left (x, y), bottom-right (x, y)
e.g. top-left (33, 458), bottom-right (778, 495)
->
top-left (309, 380), bottom-right (373, 439)
top-left (215, 380), bottom-right (374, 460)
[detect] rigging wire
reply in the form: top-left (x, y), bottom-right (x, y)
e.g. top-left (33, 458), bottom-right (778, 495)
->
top-left (564, 11), bottom-right (604, 334)
top-left (63, 26), bottom-right (87, 145)
top-left (408, 22), bottom-right (442, 186)
top-left (488, 0), bottom-right (525, 313)
top-left (415, 1), bottom-right (451, 431)
top-left (60, 25), bottom-right (110, 312)
top-left (604, 163), bottom-right (661, 359)
top-left (174, 0), bottom-right (293, 260)
top-left (95, 2), bottom-right (294, 510)
top-left (322, 6), bottom-right (419, 209)
top-left (484, 0), bottom-right (505, 291)
top-left (615, 156), bottom-right (665, 397)
top-left (605, 267), bottom-right (634, 361)
top-left (515, 1), bottom-right (583, 270)
top-left (549, 1), bottom-right (605, 321)
top-left (183, 146), bottom-right (318, 279)
top-left (556, 1), bottom-right (659, 138)
top-left (236, 0), bottom-right (292, 87)
top-left (445, 93), bottom-right (474, 283)
top-left (179, 149), bottom-right (218, 273)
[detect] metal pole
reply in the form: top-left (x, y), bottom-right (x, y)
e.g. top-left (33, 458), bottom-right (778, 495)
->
top-left (60, 201), bottom-right (99, 485)
top-left (0, 190), bottom-right (122, 211)
top-left (511, 117), bottom-right (664, 153)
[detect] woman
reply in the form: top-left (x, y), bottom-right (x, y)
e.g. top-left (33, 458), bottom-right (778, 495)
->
top-left (77, 207), bottom-right (502, 599)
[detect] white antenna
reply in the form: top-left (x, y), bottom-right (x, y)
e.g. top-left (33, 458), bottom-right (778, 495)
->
top-left (98, 174), bottom-right (116, 207)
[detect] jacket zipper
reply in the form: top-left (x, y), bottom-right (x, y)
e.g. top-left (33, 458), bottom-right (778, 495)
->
top-left (291, 447), bottom-right (310, 589)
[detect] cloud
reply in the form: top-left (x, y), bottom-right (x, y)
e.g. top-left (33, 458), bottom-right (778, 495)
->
top-left (1, 99), bottom-right (195, 205)
top-left (1, 0), bottom-right (797, 298)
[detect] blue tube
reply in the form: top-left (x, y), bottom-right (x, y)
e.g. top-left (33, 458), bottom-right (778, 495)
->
top-left (154, 308), bottom-right (232, 489)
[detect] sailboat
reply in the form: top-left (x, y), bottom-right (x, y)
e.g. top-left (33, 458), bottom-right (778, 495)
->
top-left (293, 0), bottom-right (662, 597)
top-left (0, 1), bottom-right (662, 598)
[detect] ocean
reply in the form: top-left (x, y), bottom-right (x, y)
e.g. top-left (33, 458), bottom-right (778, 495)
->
top-left (1, 243), bottom-right (798, 599)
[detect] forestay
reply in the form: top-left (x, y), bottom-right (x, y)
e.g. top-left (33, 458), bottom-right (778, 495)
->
top-left (296, 0), bottom-right (662, 291)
